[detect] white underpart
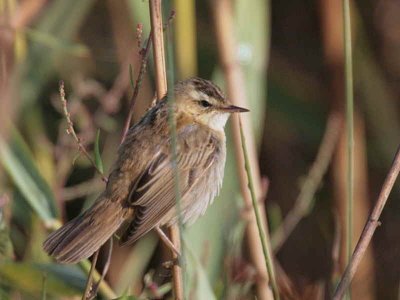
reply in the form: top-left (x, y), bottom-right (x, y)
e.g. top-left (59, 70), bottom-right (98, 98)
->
top-left (163, 134), bottom-right (227, 226)
top-left (208, 113), bottom-right (229, 131)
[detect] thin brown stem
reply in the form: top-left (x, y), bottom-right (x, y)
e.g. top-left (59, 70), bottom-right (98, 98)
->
top-left (120, 31), bottom-right (153, 143)
top-left (148, 0), bottom-right (184, 298)
top-left (212, 0), bottom-right (274, 299)
top-left (59, 81), bottom-right (113, 299)
top-left (155, 226), bottom-right (181, 257)
top-left (120, 9), bottom-right (176, 143)
top-left (59, 81), bottom-right (107, 183)
top-left (136, 23), bottom-right (144, 50)
top-left (149, 0), bottom-right (167, 100)
top-left (271, 113), bottom-right (342, 252)
top-left (333, 145), bottom-right (400, 299)
top-left (82, 250), bottom-right (99, 300)
top-left (170, 225), bottom-right (184, 300)
top-left (89, 238), bottom-right (113, 299)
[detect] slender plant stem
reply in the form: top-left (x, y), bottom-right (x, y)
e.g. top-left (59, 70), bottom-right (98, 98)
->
top-left (58, 82), bottom-right (116, 299)
top-left (78, 259), bottom-right (116, 299)
top-left (156, 227), bottom-right (180, 257)
top-left (120, 31), bottom-right (153, 143)
top-left (149, 0), bottom-right (184, 298)
top-left (166, 20), bottom-right (185, 299)
top-left (59, 82), bottom-right (107, 183)
top-left (88, 238), bottom-right (114, 298)
top-left (333, 145), bottom-right (400, 299)
top-left (212, 0), bottom-right (274, 299)
top-left (82, 250), bottom-right (99, 300)
top-left (342, 1), bottom-right (354, 296)
top-left (41, 274), bottom-right (47, 300)
top-left (149, 0), bottom-right (167, 100)
top-left (239, 120), bottom-right (279, 300)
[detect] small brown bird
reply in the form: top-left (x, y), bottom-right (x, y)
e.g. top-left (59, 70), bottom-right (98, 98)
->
top-left (43, 77), bottom-right (248, 263)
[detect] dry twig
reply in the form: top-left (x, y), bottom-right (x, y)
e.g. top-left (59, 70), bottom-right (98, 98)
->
top-left (120, 9), bottom-right (176, 144)
top-left (88, 239), bottom-right (114, 299)
top-left (82, 250), bottom-right (99, 300)
top-left (59, 81), bottom-right (108, 183)
top-left (136, 23), bottom-right (144, 50)
top-left (120, 31), bottom-right (153, 143)
top-left (333, 145), bottom-right (400, 299)
top-left (271, 113), bottom-right (342, 252)
top-left (59, 82), bottom-right (115, 299)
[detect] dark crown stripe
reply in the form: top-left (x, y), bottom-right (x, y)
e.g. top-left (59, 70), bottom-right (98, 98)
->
top-left (189, 77), bottom-right (225, 102)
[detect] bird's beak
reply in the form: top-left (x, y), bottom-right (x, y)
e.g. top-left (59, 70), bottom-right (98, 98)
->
top-left (219, 104), bottom-right (250, 113)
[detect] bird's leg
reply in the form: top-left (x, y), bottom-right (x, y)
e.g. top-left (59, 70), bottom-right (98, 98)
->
top-left (155, 226), bottom-right (181, 258)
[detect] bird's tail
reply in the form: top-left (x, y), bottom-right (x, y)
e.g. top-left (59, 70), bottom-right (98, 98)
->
top-left (43, 194), bottom-right (128, 264)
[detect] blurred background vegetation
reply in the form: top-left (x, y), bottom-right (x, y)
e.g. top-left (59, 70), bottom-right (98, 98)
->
top-left (1, 0), bottom-right (400, 299)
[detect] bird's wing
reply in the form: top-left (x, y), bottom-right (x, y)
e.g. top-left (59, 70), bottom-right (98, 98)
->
top-left (119, 124), bottom-right (220, 245)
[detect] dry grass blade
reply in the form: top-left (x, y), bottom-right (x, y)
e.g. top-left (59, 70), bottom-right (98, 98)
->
top-left (239, 119), bottom-right (279, 300)
top-left (333, 145), bottom-right (400, 299)
top-left (342, 0), bottom-right (355, 280)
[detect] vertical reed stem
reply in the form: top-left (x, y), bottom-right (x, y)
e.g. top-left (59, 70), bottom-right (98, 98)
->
top-left (239, 121), bottom-right (280, 300)
top-left (212, 0), bottom-right (275, 299)
top-left (342, 0), bottom-right (354, 297)
top-left (149, 1), bottom-right (184, 299)
top-left (149, 0), bottom-right (167, 100)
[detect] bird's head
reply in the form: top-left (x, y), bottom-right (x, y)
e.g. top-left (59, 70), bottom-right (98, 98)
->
top-left (174, 77), bottom-right (249, 131)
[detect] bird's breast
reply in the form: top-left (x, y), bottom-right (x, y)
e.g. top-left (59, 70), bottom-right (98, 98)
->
top-left (164, 137), bottom-right (227, 226)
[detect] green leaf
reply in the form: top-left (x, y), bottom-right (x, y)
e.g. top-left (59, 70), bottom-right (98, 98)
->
top-left (94, 129), bottom-right (104, 174)
top-left (0, 130), bottom-right (58, 224)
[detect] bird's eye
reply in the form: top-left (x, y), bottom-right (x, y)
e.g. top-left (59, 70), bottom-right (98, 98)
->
top-left (199, 100), bottom-right (212, 108)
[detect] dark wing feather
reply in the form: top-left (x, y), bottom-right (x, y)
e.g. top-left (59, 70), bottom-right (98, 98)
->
top-left (119, 125), bottom-right (219, 245)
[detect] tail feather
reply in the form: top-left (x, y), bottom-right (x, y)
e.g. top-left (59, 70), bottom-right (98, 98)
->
top-left (43, 195), bottom-right (128, 264)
